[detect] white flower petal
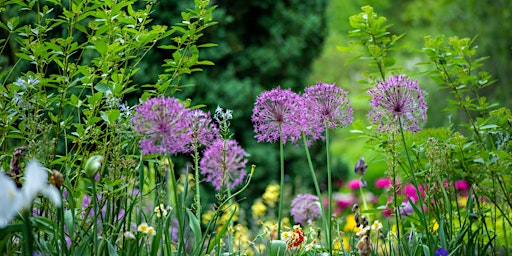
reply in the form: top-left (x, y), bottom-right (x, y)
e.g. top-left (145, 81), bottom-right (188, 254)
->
top-left (0, 174), bottom-right (22, 228)
top-left (42, 185), bottom-right (62, 208)
top-left (21, 159), bottom-right (48, 209)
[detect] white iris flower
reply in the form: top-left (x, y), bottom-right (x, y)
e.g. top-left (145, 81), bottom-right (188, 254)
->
top-left (0, 159), bottom-right (62, 228)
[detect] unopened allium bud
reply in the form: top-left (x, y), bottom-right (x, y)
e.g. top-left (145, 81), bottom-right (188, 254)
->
top-left (354, 157), bottom-right (368, 176)
top-left (50, 170), bottom-right (64, 188)
top-left (84, 155), bottom-right (103, 178)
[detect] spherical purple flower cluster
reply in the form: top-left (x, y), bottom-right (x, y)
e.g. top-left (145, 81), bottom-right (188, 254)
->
top-left (251, 87), bottom-right (304, 144)
top-left (303, 82), bottom-right (353, 131)
top-left (368, 75), bottom-right (428, 133)
top-left (290, 194), bottom-right (322, 226)
top-left (133, 97), bottom-right (193, 155)
top-left (252, 84), bottom-right (353, 144)
top-left (200, 139), bottom-right (249, 191)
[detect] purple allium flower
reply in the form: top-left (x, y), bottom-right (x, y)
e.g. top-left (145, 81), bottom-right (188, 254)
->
top-left (200, 139), bottom-right (249, 191)
top-left (354, 157), bottom-right (368, 176)
top-left (290, 194), bottom-right (322, 226)
top-left (368, 75), bottom-right (428, 133)
top-left (132, 97), bottom-right (193, 155)
top-left (434, 248), bottom-right (449, 256)
top-left (251, 87), bottom-right (303, 144)
top-left (303, 82), bottom-right (353, 131)
top-left (190, 109), bottom-right (218, 149)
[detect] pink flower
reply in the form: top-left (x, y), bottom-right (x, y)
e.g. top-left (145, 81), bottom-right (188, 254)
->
top-left (455, 180), bottom-right (469, 191)
top-left (348, 179), bottom-right (362, 190)
top-left (375, 177), bottom-right (392, 189)
top-left (403, 184), bottom-right (424, 201)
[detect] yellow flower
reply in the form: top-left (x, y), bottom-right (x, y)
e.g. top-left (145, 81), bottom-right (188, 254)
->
top-left (147, 226), bottom-right (156, 236)
top-left (343, 214), bottom-right (359, 232)
top-left (154, 204), bottom-right (168, 218)
top-left (137, 223), bottom-right (149, 233)
top-left (371, 220), bottom-right (383, 231)
top-left (262, 184), bottom-right (280, 206)
top-left (431, 219), bottom-right (439, 232)
top-left (251, 201), bottom-right (267, 219)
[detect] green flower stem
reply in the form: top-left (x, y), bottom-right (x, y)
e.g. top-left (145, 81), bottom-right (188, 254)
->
top-left (390, 134), bottom-right (402, 256)
top-left (58, 191), bottom-right (67, 256)
top-left (22, 210), bottom-right (34, 256)
top-left (277, 125), bottom-right (284, 240)
top-left (302, 132), bottom-right (329, 247)
top-left (398, 117), bottom-right (432, 247)
top-left (325, 123), bottom-right (333, 255)
top-left (193, 146), bottom-right (201, 219)
top-left (358, 181), bottom-right (369, 219)
top-left (167, 155), bottom-right (186, 253)
top-left (91, 179), bottom-right (98, 256)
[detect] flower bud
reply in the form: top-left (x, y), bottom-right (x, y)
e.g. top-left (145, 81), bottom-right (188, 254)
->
top-left (84, 155), bottom-right (103, 178)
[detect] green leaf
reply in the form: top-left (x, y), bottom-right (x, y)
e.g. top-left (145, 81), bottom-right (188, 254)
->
top-left (94, 84), bottom-right (110, 93)
top-left (186, 209), bottom-right (203, 252)
top-left (207, 207), bottom-right (237, 253)
top-left (93, 40), bottom-right (108, 56)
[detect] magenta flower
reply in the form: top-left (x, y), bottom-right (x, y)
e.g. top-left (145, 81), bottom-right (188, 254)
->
top-left (404, 183), bottom-right (425, 201)
top-left (455, 180), bottom-right (469, 191)
top-left (375, 177), bottom-right (392, 189)
top-left (200, 139), bottom-right (249, 191)
top-left (348, 179), bottom-right (362, 190)
top-left (368, 75), bottom-right (428, 133)
top-left (190, 109), bottom-right (218, 149)
top-left (252, 87), bottom-right (303, 144)
top-left (133, 97), bottom-right (193, 155)
top-left (290, 194), bottom-right (322, 226)
top-left (303, 82), bottom-right (353, 130)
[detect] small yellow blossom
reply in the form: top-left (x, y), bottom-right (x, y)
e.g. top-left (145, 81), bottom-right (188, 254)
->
top-left (431, 219), bottom-right (439, 232)
top-left (147, 226), bottom-right (156, 236)
top-left (137, 223), bottom-right (149, 233)
top-left (371, 220), bottom-right (383, 231)
top-left (154, 204), bottom-right (168, 218)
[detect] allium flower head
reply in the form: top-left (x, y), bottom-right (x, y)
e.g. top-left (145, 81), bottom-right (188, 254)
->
top-left (368, 75), bottom-right (428, 133)
top-left (303, 82), bottom-right (353, 131)
top-left (200, 139), bottom-right (249, 191)
top-left (290, 194), bottom-right (321, 226)
top-left (190, 109), bottom-right (218, 148)
top-left (252, 87), bottom-right (303, 144)
top-left (133, 97), bottom-right (193, 155)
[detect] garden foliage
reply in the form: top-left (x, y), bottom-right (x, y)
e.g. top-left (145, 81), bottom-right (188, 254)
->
top-left (0, 1), bottom-right (511, 256)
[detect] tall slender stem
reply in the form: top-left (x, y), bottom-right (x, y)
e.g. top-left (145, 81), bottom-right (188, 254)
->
top-left (302, 132), bottom-right (329, 247)
top-left (91, 180), bottom-right (98, 256)
top-left (167, 155), bottom-right (185, 253)
top-left (193, 147), bottom-right (201, 219)
top-left (398, 117), bottom-right (432, 247)
top-left (325, 123), bottom-right (333, 255)
top-left (277, 125), bottom-right (284, 240)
